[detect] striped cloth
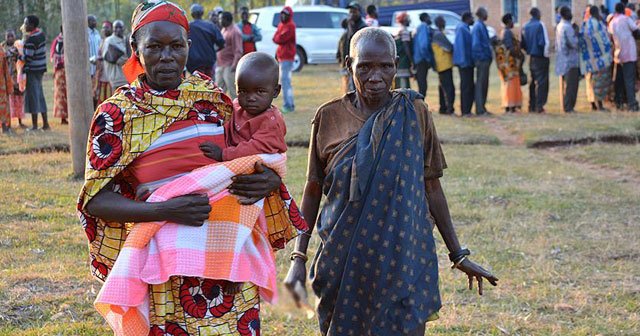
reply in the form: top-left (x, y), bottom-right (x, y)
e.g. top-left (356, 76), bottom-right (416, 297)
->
top-left (23, 30), bottom-right (46, 73)
top-left (95, 153), bottom-right (287, 336)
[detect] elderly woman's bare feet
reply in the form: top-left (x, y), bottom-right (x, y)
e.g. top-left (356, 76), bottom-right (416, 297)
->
top-left (223, 281), bottom-right (244, 295)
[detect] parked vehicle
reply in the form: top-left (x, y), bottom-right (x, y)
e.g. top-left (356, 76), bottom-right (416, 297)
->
top-left (250, 6), bottom-right (349, 72)
top-left (381, 9), bottom-right (496, 44)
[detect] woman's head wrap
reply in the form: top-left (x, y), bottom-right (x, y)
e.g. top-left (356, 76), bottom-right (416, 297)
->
top-left (122, 0), bottom-right (189, 83)
top-left (395, 11), bottom-right (409, 25)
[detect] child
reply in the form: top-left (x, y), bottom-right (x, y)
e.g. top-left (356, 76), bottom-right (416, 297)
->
top-left (200, 51), bottom-right (287, 163)
top-left (199, 52), bottom-right (287, 294)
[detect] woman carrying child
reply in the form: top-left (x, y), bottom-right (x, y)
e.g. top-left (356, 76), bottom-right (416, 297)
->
top-left (77, 2), bottom-right (303, 335)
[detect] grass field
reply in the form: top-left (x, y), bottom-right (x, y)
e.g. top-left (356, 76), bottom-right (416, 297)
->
top-left (0, 63), bottom-right (639, 335)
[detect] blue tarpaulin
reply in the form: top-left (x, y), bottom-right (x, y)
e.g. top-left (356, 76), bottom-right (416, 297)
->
top-left (336, 0), bottom-right (470, 26)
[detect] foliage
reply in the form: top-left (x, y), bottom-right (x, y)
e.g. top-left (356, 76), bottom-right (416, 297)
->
top-left (0, 0), bottom-right (291, 43)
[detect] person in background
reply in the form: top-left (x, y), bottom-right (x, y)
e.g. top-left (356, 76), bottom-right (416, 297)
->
top-left (496, 13), bottom-right (523, 113)
top-left (365, 4), bottom-right (379, 27)
top-left (555, 6), bottom-right (580, 113)
top-left (87, 15), bottom-right (101, 83)
top-left (609, 2), bottom-right (639, 111)
top-left (341, 2), bottom-right (368, 91)
top-left (580, 5), bottom-right (612, 112)
top-left (208, 7), bottom-right (223, 30)
top-left (394, 11), bottom-right (413, 89)
top-left (337, 18), bottom-right (351, 93)
top-left (635, 9), bottom-right (640, 94)
top-left (521, 7), bottom-right (550, 113)
top-left (22, 15), bottom-right (48, 131)
top-left (50, 26), bottom-right (67, 124)
top-left (0, 37), bottom-right (12, 134)
top-left (93, 21), bottom-right (113, 106)
top-left (628, 3), bottom-right (638, 20)
top-left (187, 3), bottom-right (224, 77)
top-left (414, 12), bottom-right (434, 97)
top-left (432, 15), bottom-right (455, 115)
top-left (273, 6), bottom-right (296, 113)
top-left (344, 2), bottom-right (368, 61)
top-left (471, 7), bottom-right (493, 116)
top-left (2, 30), bottom-right (26, 129)
top-left (238, 6), bottom-right (262, 55)
top-left (454, 12), bottom-right (474, 117)
top-left (102, 20), bottom-right (128, 90)
top-left (216, 11), bottom-right (243, 98)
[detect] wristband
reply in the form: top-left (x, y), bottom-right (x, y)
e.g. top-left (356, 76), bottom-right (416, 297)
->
top-left (448, 248), bottom-right (471, 263)
top-left (290, 251), bottom-right (308, 263)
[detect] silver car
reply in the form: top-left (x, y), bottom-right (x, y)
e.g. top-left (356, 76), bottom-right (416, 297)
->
top-left (250, 6), bottom-right (349, 72)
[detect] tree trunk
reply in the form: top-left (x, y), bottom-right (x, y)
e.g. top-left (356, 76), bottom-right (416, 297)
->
top-left (61, 0), bottom-right (93, 178)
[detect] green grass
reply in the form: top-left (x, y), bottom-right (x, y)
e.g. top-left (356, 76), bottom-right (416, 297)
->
top-left (1, 145), bottom-right (639, 335)
top-left (1, 62), bottom-right (639, 335)
top-left (498, 113), bottom-right (640, 147)
top-left (553, 142), bottom-right (640, 173)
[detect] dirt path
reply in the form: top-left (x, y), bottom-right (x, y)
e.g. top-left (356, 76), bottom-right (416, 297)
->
top-left (483, 118), bottom-right (525, 147)
top-left (543, 148), bottom-right (640, 188)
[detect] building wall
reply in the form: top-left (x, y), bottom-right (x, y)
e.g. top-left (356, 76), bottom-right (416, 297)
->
top-left (469, 0), bottom-right (612, 43)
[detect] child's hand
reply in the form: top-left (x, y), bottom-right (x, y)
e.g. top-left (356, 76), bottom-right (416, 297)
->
top-left (222, 281), bottom-right (244, 295)
top-left (199, 141), bottom-right (223, 161)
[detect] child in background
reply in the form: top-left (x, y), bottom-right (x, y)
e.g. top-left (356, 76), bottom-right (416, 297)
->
top-left (200, 51), bottom-right (286, 162)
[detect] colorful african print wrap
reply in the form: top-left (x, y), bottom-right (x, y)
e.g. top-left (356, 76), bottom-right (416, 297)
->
top-left (123, 0), bottom-right (190, 83)
top-left (0, 47), bottom-right (13, 125)
top-left (310, 90), bottom-right (441, 335)
top-left (95, 153), bottom-right (306, 335)
top-left (579, 17), bottom-right (613, 75)
top-left (77, 72), bottom-right (303, 283)
top-left (494, 35), bottom-right (522, 81)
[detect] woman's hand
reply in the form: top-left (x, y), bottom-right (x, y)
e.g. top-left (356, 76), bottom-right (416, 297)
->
top-left (455, 258), bottom-right (498, 295)
top-left (159, 194), bottom-right (211, 226)
top-left (283, 259), bottom-right (308, 308)
top-left (229, 162), bottom-right (281, 205)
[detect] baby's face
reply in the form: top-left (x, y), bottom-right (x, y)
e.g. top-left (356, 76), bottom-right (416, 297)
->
top-left (236, 71), bottom-right (280, 116)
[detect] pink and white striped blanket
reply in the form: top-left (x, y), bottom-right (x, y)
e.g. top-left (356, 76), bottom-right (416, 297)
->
top-left (94, 154), bottom-right (287, 335)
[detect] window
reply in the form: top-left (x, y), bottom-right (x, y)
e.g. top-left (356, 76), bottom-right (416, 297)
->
top-left (328, 12), bottom-right (349, 29)
top-left (249, 13), bottom-right (259, 25)
top-left (555, 0), bottom-right (572, 10)
top-left (503, 0), bottom-right (519, 23)
top-left (442, 14), bottom-right (461, 28)
top-left (272, 12), bottom-right (337, 29)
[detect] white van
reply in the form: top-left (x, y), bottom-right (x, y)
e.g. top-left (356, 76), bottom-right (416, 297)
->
top-left (382, 9), bottom-right (496, 44)
top-left (249, 6), bottom-right (349, 72)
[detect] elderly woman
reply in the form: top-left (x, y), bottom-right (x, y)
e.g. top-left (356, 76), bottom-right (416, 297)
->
top-left (284, 28), bottom-right (498, 336)
top-left (77, 1), bottom-right (295, 335)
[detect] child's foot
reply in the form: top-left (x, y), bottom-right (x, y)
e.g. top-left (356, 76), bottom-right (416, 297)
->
top-left (281, 106), bottom-right (294, 113)
top-left (222, 281), bottom-right (244, 295)
top-left (61, 118), bottom-right (68, 125)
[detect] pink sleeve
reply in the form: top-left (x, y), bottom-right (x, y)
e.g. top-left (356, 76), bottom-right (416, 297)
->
top-left (222, 112), bottom-right (287, 161)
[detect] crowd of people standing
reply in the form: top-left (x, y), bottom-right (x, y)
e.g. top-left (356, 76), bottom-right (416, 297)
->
top-left (0, 3), bottom-right (299, 135)
top-left (342, 2), bottom-right (640, 117)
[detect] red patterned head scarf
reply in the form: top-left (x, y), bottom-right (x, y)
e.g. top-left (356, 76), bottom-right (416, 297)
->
top-left (122, 0), bottom-right (190, 83)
